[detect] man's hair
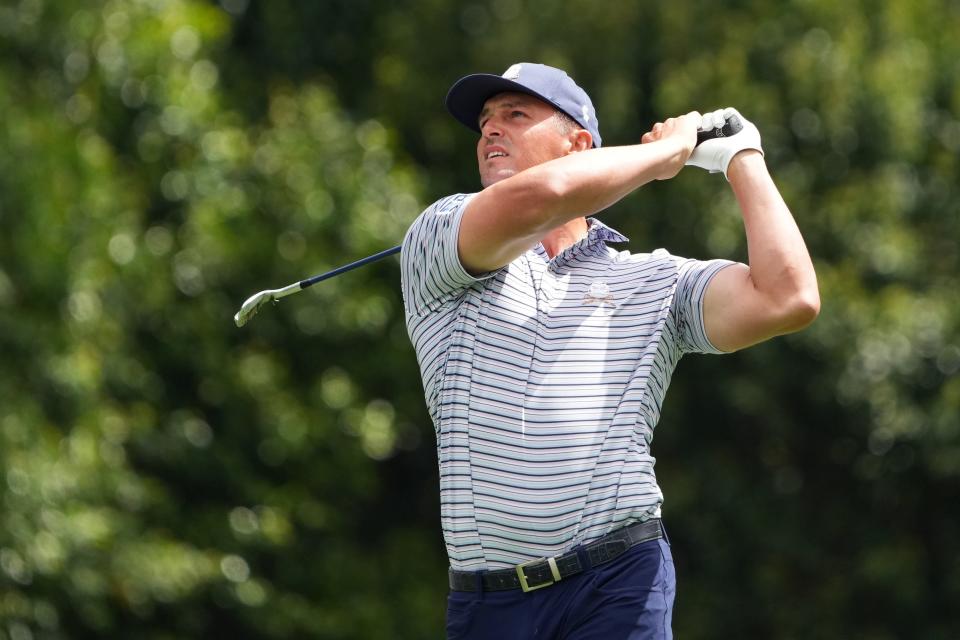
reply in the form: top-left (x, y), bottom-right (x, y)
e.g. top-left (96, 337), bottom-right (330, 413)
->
top-left (552, 109), bottom-right (583, 136)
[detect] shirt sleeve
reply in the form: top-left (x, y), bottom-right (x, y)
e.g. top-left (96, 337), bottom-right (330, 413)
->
top-left (400, 193), bottom-right (497, 316)
top-left (671, 256), bottom-right (736, 354)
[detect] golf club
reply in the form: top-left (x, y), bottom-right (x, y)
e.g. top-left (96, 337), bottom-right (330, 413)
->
top-left (233, 113), bottom-right (743, 327)
top-left (234, 244), bottom-right (401, 326)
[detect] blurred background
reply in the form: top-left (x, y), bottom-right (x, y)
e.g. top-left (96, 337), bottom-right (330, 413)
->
top-left (1, 0), bottom-right (958, 638)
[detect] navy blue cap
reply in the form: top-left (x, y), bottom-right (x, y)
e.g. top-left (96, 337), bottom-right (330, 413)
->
top-left (445, 62), bottom-right (602, 148)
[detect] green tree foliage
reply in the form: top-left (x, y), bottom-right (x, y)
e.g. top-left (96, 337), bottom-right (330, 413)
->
top-left (0, 0), bottom-right (957, 638)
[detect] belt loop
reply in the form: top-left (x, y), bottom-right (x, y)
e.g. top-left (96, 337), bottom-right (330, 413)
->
top-left (659, 520), bottom-right (670, 546)
top-left (474, 570), bottom-right (485, 596)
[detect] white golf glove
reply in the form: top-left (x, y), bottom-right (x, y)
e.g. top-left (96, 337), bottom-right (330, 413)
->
top-left (685, 107), bottom-right (763, 179)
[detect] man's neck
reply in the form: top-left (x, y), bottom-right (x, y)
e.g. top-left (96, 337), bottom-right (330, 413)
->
top-left (541, 217), bottom-right (589, 259)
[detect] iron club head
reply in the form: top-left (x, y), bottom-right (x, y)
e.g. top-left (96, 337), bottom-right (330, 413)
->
top-left (234, 289), bottom-right (278, 327)
top-left (233, 282), bottom-right (303, 327)
top-left (233, 245), bottom-right (400, 328)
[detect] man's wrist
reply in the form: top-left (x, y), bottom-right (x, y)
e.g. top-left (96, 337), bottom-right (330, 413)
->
top-left (726, 149), bottom-right (765, 182)
top-left (653, 137), bottom-right (694, 180)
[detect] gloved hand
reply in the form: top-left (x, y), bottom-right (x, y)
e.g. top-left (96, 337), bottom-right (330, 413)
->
top-left (685, 107), bottom-right (763, 179)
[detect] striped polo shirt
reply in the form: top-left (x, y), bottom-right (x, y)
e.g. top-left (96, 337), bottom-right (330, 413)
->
top-left (401, 193), bottom-right (733, 570)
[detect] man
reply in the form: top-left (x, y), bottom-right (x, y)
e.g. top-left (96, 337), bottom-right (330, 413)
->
top-left (400, 62), bottom-right (819, 639)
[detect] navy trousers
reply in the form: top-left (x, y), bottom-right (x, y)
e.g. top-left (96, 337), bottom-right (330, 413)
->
top-left (446, 536), bottom-right (676, 640)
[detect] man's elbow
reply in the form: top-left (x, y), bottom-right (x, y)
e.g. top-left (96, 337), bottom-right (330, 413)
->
top-left (779, 287), bottom-right (821, 333)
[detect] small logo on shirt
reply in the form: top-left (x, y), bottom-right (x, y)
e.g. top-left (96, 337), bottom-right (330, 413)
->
top-left (583, 280), bottom-right (614, 307)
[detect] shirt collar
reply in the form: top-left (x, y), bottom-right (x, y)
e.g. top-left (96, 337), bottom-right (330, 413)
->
top-left (531, 217), bottom-right (630, 264)
top-left (586, 217), bottom-right (629, 244)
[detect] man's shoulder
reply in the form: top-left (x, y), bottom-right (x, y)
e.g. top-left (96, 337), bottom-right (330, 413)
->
top-left (416, 192), bottom-right (477, 220)
top-left (435, 192), bottom-right (477, 210)
top-left (402, 193), bottom-right (476, 243)
top-left (402, 193), bottom-right (469, 252)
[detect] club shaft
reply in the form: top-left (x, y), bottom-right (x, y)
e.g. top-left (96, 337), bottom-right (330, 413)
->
top-left (300, 244), bottom-right (401, 289)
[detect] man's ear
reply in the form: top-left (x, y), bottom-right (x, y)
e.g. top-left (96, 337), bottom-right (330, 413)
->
top-left (570, 129), bottom-right (592, 152)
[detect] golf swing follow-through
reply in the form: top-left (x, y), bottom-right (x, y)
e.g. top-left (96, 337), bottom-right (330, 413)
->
top-left (237, 62), bottom-right (819, 640)
top-left (232, 115), bottom-right (743, 328)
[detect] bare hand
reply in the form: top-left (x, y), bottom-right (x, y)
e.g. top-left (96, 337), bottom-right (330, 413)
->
top-left (641, 111), bottom-right (701, 180)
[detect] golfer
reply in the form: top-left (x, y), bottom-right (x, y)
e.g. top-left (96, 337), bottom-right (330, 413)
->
top-left (400, 62), bottom-right (819, 639)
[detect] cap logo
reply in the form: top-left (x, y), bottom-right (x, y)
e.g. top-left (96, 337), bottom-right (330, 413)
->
top-left (503, 64), bottom-right (522, 80)
top-left (582, 104), bottom-right (591, 124)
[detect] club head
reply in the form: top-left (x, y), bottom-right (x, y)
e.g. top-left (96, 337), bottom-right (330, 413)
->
top-left (234, 281), bottom-right (303, 327)
top-left (234, 290), bottom-right (277, 327)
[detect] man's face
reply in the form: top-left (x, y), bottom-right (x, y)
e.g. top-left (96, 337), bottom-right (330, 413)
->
top-left (476, 92), bottom-right (573, 188)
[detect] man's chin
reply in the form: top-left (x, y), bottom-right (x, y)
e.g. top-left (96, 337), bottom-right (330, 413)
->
top-left (480, 169), bottom-right (516, 189)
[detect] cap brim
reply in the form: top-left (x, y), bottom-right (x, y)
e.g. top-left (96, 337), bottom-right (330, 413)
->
top-left (444, 73), bottom-right (553, 134)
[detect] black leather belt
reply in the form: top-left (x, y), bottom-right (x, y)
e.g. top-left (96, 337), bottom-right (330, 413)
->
top-left (448, 518), bottom-right (663, 593)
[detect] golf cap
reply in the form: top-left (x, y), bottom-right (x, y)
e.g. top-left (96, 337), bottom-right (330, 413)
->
top-left (445, 62), bottom-right (602, 147)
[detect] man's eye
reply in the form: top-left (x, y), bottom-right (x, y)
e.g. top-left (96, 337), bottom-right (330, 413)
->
top-left (511, 111), bottom-right (525, 118)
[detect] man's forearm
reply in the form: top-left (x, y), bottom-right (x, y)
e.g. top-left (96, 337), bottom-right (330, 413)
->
top-left (495, 139), bottom-right (688, 234)
top-left (727, 151), bottom-right (820, 324)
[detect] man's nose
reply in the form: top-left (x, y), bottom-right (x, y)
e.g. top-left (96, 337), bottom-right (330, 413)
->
top-left (480, 118), bottom-right (502, 138)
